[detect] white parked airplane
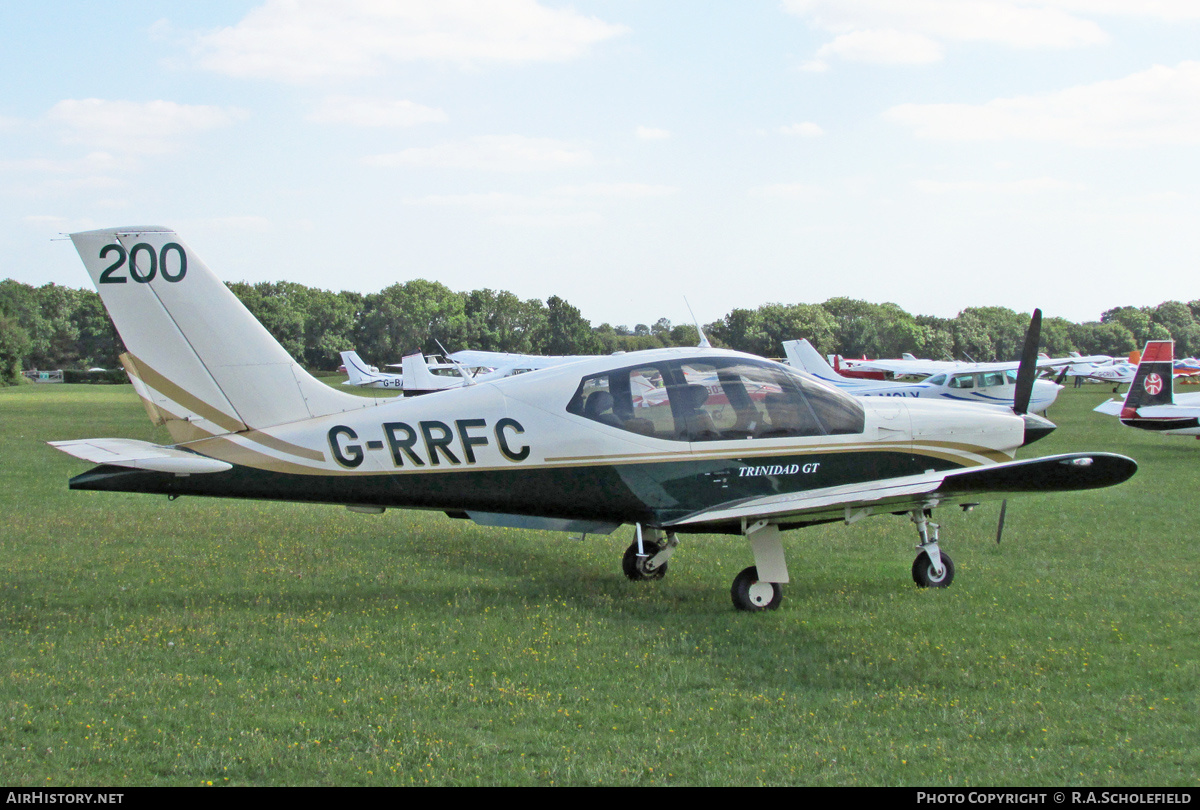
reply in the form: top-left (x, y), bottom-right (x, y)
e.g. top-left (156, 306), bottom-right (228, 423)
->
top-left (784, 338), bottom-right (1064, 414)
top-left (1094, 341), bottom-right (1200, 436)
top-left (50, 227), bottom-right (1136, 611)
top-left (341, 349), bottom-right (592, 395)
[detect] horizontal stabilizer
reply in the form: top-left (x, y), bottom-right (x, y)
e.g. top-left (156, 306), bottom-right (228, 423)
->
top-left (48, 438), bottom-right (233, 474)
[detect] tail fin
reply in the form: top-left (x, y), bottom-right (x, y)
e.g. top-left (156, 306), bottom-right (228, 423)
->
top-left (782, 339), bottom-right (852, 385)
top-left (401, 352), bottom-right (453, 394)
top-left (1121, 340), bottom-right (1174, 417)
top-left (339, 350), bottom-right (382, 386)
top-left (71, 226), bottom-right (368, 440)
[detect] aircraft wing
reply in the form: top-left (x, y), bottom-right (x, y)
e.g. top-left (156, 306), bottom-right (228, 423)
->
top-left (856, 357), bottom-right (1106, 376)
top-left (665, 452), bottom-right (1136, 529)
top-left (48, 438), bottom-right (234, 474)
top-left (448, 350), bottom-right (598, 369)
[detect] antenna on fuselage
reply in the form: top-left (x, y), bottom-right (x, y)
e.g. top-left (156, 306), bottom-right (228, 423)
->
top-left (685, 297), bottom-right (712, 349)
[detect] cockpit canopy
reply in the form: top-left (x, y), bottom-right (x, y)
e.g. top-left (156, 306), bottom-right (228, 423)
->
top-left (929, 369), bottom-right (1019, 390)
top-left (567, 355), bottom-right (865, 442)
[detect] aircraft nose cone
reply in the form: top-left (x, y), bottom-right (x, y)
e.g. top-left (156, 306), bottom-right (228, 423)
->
top-left (1021, 412), bottom-right (1056, 446)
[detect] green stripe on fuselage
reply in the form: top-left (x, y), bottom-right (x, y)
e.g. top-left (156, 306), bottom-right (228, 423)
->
top-left (68, 450), bottom-right (963, 526)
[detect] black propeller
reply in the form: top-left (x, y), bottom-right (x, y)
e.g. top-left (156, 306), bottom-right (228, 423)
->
top-left (1000, 308), bottom-right (1053, 544)
top-left (1014, 308), bottom-right (1056, 446)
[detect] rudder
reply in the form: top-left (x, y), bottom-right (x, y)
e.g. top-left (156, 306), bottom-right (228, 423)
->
top-left (1121, 340), bottom-right (1174, 417)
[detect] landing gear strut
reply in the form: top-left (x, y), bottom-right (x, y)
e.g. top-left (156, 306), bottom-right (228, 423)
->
top-left (910, 509), bottom-right (954, 588)
top-left (622, 525), bottom-right (676, 581)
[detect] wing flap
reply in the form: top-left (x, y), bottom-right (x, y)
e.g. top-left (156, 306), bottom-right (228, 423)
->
top-left (48, 438), bottom-right (233, 474)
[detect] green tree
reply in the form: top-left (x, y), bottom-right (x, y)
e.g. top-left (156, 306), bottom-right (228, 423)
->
top-left (541, 295), bottom-right (600, 355)
top-left (0, 315), bottom-right (30, 385)
top-left (358, 279), bottom-right (468, 362)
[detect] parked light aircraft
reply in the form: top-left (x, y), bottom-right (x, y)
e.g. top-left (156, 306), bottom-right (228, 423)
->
top-left (784, 339), bottom-right (1064, 414)
top-left (341, 349), bottom-right (594, 395)
top-left (1094, 341), bottom-right (1200, 437)
top-left (50, 227), bottom-right (1136, 611)
top-left (341, 349), bottom-right (481, 394)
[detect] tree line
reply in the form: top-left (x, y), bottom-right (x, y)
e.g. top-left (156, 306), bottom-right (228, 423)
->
top-left (2, 276), bottom-right (1198, 386)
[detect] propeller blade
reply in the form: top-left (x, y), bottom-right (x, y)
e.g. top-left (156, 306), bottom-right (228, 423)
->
top-left (1012, 308), bottom-right (1042, 416)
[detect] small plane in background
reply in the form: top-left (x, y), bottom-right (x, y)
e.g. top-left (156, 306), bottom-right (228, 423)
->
top-left (340, 349), bottom-right (486, 395)
top-left (783, 339), bottom-right (1064, 414)
top-left (340, 349), bottom-right (594, 395)
top-left (1068, 351), bottom-right (1200, 389)
top-left (1064, 355), bottom-right (1138, 387)
top-left (1094, 340), bottom-right (1200, 437)
top-left (50, 227), bottom-right (1136, 611)
top-left (845, 351), bottom-right (1110, 381)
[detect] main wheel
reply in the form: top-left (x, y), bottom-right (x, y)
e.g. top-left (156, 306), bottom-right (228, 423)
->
top-left (912, 550), bottom-right (955, 588)
top-left (730, 566), bottom-right (783, 611)
top-left (622, 540), bottom-right (668, 581)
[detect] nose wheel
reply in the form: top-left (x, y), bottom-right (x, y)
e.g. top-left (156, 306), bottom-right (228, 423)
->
top-left (912, 550), bottom-right (955, 588)
top-left (910, 508), bottom-right (954, 588)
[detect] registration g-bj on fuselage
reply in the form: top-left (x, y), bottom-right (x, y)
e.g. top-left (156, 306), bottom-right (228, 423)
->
top-left (52, 228), bottom-right (1137, 611)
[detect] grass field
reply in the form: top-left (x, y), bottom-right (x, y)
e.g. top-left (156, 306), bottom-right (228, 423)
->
top-left (0, 381), bottom-right (1196, 786)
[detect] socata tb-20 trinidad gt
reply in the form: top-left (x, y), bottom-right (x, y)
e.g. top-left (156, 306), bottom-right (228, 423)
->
top-left (51, 227), bottom-right (1137, 611)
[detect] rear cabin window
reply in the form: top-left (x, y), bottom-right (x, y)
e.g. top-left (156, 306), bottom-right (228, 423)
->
top-left (567, 357), bottom-right (865, 442)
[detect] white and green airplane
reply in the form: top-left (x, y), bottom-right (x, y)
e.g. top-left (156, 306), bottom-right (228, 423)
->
top-left (50, 227), bottom-right (1137, 611)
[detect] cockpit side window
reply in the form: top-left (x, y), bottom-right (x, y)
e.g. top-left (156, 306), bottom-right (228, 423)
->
top-left (948, 374), bottom-right (975, 389)
top-left (567, 365), bottom-right (675, 438)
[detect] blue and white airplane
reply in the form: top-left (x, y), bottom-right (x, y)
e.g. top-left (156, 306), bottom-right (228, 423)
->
top-left (784, 335), bottom-right (1062, 414)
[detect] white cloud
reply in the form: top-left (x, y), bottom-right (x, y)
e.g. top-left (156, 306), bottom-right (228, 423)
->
top-left (306, 96), bottom-right (448, 127)
top-left (193, 0), bottom-right (627, 82)
top-left (364, 135), bottom-right (594, 171)
top-left (885, 61), bottom-right (1200, 146)
top-left (404, 183), bottom-right (676, 210)
top-left (636, 126), bottom-right (671, 140)
top-left (912, 177), bottom-right (1084, 193)
top-left (779, 122), bottom-right (825, 137)
top-left (1041, 1), bottom-right (1200, 21)
top-left (784, 0), bottom-right (1109, 67)
top-left (552, 182), bottom-right (677, 198)
top-left (748, 182), bottom-right (823, 199)
top-left (813, 30), bottom-right (942, 66)
top-left (47, 99), bottom-right (245, 155)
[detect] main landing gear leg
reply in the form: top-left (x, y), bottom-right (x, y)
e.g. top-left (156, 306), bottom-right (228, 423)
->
top-left (622, 524), bottom-right (677, 581)
top-left (910, 509), bottom-right (955, 588)
top-left (731, 520), bottom-right (786, 612)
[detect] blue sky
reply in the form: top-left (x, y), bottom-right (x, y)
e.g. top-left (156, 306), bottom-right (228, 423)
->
top-left (4, 1), bottom-right (1200, 330)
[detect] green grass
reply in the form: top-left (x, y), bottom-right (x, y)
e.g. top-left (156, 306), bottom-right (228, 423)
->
top-left (0, 382), bottom-right (1196, 786)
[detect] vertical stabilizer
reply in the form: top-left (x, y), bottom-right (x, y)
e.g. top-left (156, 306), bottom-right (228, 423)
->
top-left (782, 339), bottom-right (852, 385)
top-left (401, 352), bottom-right (453, 394)
top-left (1121, 340), bottom-right (1174, 417)
top-left (339, 351), bottom-right (382, 386)
top-left (71, 227), bottom-right (369, 436)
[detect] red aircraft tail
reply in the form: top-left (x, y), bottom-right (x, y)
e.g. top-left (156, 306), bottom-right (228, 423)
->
top-left (1121, 340), bottom-right (1174, 417)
